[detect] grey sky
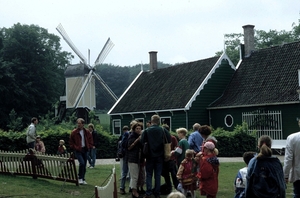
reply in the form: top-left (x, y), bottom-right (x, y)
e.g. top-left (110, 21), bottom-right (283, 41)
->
top-left (1, 0), bottom-right (299, 66)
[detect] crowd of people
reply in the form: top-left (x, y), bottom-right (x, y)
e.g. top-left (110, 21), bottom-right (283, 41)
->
top-left (118, 115), bottom-right (220, 198)
top-left (25, 115), bottom-right (300, 198)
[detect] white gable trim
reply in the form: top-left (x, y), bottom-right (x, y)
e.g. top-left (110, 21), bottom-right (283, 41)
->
top-left (184, 52), bottom-right (236, 110)
top-left (107, 70), bottom-right (144, 114)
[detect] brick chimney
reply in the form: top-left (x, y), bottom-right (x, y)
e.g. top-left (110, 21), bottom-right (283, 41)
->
top-left (242, 25), bottom-right (255, 57)
top-left (149, 51), bottom-right (158, 72)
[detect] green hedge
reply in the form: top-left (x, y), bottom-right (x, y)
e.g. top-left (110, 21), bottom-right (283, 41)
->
top-left (0, 122), bottom-right (256, 158)
top-left (0, 124), bottom-right (119, 159)
top-left (210, 123), bottom-right (257, 157)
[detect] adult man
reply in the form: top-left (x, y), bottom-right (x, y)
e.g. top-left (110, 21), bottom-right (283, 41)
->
top-left (283, 120), bottom-right (300, 198)
top-left (26, 117), bottom-right (38, 149)
top-left (87, 123), bottom-right (99, 168)
top-left (188, 123), bottom-right (203, 153)
top-left (141, 115), bottom-right (171, 198)
top-left (69, 118), bottom-right (93, 185)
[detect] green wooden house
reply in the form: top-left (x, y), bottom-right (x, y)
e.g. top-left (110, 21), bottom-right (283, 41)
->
top-left (108, 51), bottom-right (235, 135)
top-left (208, 25), bottom-right (300, 140)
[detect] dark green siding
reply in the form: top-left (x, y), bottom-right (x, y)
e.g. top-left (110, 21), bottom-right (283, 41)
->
top-left (189, 61), bottom-right (235, 127)
top-left (210, 103), bottom-right (300, 138)
top-left (110, 59), bottom-right (235, 134)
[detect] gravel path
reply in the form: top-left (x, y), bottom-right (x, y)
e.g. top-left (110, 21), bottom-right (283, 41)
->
top-left (76, 155), bottom-right (284, 165)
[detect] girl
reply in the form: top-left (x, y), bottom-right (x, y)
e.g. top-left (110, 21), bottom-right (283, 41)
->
top-left (196, 142), bottom-right (219, 198)
top-left (245, 135), bottom-right (285, 198)
top-left (35, 135), bottom-right (46, 154)
top-left (177, 149), bottom-right (198, 198)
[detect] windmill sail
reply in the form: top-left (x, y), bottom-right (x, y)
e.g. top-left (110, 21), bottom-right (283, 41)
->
top-left (56, 23), bottom-right (88, 65)
top-left (94, 37), bottom-right (115, 66)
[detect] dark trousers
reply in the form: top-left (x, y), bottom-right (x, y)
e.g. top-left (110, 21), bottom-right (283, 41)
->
top-left (74, 148), bottom-right (88, 180)
top-left (145, 156), bottom-right (163, 196)
top-left (294, 180), bottom-right (300, 198)
top-left (161, 160), bottom-right (179, 189)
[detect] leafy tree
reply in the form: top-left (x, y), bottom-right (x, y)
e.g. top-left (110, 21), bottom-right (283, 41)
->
top-left (216, 19), bottom-right (300, 65)
top-left (0, 23), bottom-right (72, 130)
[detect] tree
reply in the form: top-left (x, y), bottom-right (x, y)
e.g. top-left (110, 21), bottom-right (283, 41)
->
top-left (0, 23), bottom-right (72, 130)
top-left (216, 19), bottom-right (300, 65)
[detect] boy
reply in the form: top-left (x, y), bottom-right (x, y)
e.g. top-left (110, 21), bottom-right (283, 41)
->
top-left (234, 151), bottom-right (255, 198)
top-left (57, 139), bottom-right (67, 155)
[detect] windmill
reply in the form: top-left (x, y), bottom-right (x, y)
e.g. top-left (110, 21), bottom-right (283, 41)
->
top-left (55, 23), bottom-right (118, 122)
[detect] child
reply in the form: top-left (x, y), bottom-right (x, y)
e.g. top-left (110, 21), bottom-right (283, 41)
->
top-left (196, 142), bottom-right (219, 198)
top-left (177, 149), bottom-right (198, 198)
top-left (171, 128), bottom-right (190, 167)
top-left (57, 139), bottom-right (67, 155)
top-left (234, 151), bottom-right (255, 198)
top-left (35, 135), bottom-right (46, 154)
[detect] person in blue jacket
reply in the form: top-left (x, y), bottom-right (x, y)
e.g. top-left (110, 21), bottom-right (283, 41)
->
top-left (245, 135), bottom-right (286, 198)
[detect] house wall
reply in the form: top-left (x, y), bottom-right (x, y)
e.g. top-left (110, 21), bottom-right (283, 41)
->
top-left (110, 59), bottom-right (235, 133)
top-left (209, 103), bottom-right (300, 139)
top-left (188, 59), bottom-right (235, 127)
top-left (111, 111), bottom-right (187, 133)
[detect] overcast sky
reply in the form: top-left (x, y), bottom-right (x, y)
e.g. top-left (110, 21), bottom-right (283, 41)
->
top-left (1, 0), bottom-right (300, 66)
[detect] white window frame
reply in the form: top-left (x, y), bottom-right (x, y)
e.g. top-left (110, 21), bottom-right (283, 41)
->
top-left (160, 116), bottom-right (172, 131)
top-left (224, 114), bottom-right (234, 127)
top-left (112, 119), bottom-right (121, 135)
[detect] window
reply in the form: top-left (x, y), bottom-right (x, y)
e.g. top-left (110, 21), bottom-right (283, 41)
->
top-left (160, 117), bottom-right (171, 131)
top-left (224, 114), bottom-right (234, 127)
top-left (112, 119), bottom-right (121, 135)
top-left (242, 110), bottom-right (283, 139)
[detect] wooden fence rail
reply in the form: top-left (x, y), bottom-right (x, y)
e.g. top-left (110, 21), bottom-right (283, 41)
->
top-left (0, 150), bottom-right (78, 185)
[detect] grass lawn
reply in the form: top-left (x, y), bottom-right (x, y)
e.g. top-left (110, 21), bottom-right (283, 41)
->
top-left (0, 162), bottom-right (294, 198)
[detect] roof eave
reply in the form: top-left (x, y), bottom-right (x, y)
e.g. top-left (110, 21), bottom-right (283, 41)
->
top-left (109, 107), bottom-right (187, 116)
top-left (207, 101), bottom-right (300, 110)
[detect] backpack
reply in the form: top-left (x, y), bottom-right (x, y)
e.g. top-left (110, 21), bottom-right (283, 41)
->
top-left (249, 157), bottom-right (284, 198)
top-left (117, 140), bottom-right (123, 158)
top-left (117, 132), bottom-right (129, 158)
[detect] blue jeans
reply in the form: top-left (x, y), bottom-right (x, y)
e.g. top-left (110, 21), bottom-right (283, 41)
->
top-left (88, 148), bottom-right (96, 167)
top-left (145, 156), bottom-right (164, 196)
top-left (294, 180), bottom-right (300, 198)
top-left (120, 156), bottom-right (129, 190)
top-left (74, 149), bottom-right (88, 180)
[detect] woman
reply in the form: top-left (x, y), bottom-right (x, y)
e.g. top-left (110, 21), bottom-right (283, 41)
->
top-left (127, 122), bottom-right (143, 198)
top-left (245, 135), bottom-right (286, 198)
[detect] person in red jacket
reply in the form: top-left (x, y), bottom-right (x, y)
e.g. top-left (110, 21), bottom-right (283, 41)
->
top-left (196, 142), bottom-right (219, 198)
top-left (69, 118), bottom-right (93, 185)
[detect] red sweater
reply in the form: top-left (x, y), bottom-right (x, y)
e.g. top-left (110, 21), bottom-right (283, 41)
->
top-left (69, 127), bottom-right (93, 152)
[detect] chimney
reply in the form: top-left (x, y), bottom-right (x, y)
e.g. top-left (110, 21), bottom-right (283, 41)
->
top-left (242, 25), bottom-right (255, 57)
top-left (149, 51), bottom-right (158, 72)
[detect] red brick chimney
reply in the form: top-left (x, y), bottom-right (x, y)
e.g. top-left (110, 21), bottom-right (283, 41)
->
top-left (149, 51), bottom-right (158, 72)
top-left (242, 25), bottom-right (255, 57)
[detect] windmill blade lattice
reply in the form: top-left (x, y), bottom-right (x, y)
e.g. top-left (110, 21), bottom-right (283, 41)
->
top-left (56, 23), bottom-right (88, 65)
top-left (94, 38), bottom-right (115, 66)
top-left (93, 72), bottom-right (118, 101)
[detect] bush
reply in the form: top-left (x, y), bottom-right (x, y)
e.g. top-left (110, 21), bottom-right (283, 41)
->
top-left (213, 122), bottom-right (257, 157)
top-left (0, 120), bottom-right (257, 158)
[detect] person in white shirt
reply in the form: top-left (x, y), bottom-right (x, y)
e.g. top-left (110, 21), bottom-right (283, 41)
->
top-left (283, 120), bottom-right (300, 198)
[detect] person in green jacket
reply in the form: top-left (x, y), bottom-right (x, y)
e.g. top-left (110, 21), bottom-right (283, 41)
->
top-left (171, 128), bottom-right (190, 167)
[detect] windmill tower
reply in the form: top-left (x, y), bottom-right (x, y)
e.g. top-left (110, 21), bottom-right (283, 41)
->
top-left (56, 23), bottom-right (118, 122)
